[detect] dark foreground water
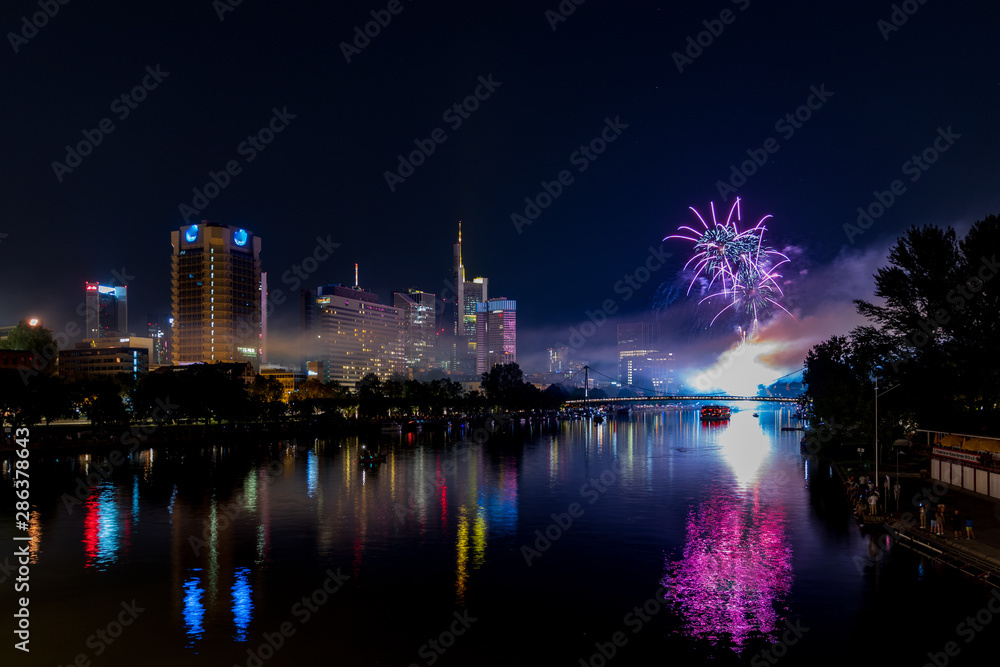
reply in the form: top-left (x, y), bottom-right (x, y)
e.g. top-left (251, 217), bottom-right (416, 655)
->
top-left (2, 408), bottom-right (998, 666)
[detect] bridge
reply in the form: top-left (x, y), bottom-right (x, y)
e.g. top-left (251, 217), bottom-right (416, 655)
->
top-left (565, 395), bottom-right (801, 406)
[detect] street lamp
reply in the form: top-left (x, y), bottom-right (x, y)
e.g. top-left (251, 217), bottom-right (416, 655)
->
top-left (874, 377), bottom-right (899, 484)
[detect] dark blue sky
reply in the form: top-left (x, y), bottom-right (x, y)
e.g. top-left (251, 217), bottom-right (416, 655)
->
top-left (3, 0), bottom-right (999, 379)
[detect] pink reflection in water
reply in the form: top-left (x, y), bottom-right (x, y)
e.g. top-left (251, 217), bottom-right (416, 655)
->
top-left (663, 487), bottom-right (792, 650)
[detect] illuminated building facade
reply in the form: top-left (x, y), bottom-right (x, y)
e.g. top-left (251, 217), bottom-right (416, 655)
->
top-left (147, 314), bottom-right (172, 367)
top-left (259, 366), bottom-right (308, 402)
top-left (58, 337), bottom-right (153, 381)
top-left (475, 298), bottom-right (516, 375)
top-left (85, 282), bottom-right (128, 338)
top-left (452, 223), bottom-right (488, 375)
top-left (393, 289), bottom-right (436, 376)
top-left (171, 222), bottom-right (264, 371)
top-left (617, 321), bottom-right (663, 391)
top-left (301, 284), bottom-right (404, 390)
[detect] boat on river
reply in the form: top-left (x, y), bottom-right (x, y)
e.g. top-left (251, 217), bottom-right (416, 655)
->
top-left (700, 405), bottom-right (731, 422)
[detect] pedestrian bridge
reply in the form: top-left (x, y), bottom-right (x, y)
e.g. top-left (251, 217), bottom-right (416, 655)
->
top-left (565, 395), bottom-right (801, 405)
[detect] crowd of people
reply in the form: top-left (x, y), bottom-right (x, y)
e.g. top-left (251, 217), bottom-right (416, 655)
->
top-left (846, 473), bottom-right (975, 539)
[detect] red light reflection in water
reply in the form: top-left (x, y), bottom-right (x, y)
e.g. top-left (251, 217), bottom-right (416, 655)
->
top-left (663, 487), bottom-right (792, 650)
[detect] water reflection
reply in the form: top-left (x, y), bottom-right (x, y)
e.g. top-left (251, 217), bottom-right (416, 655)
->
top-left (83, 483), bottom-right (130, 570)
top-left (664, 415), bottom-right (793, 651)
top-left (232, 567), bottom-right (253, 642)
top-left (664, 487), bottom-right (793, 650)
top-left (183, 571), bottom-right (206, 648)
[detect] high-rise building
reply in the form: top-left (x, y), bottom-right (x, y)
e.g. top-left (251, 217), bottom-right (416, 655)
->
top-left (452, 223), bottom-right (487, 375)
top-left (171, 222), bottom-right (264, 370)
top-left (301, 283), bottom-right (405, 390)
top-left (85, 282), bottom-right (128, 338)
top-left (617, 322), bottom-right (662, 389)
top-left (393, 289), bottom-right (436, 376)
top-left (146, 314), bottom-right (172, 367)
top-left (547, 346), bottom-right (569, 373)
top-left (475, 298), bottom-right (516, 375)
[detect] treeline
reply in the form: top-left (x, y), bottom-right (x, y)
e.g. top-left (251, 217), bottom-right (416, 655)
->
top-left (803, 214), bottom-right (1000, 455)
top-left (0, 340), bottom-right (576, 432)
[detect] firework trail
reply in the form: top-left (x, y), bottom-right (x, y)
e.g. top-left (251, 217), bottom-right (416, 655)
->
top-left (665, 198), bottom-right (793, 339)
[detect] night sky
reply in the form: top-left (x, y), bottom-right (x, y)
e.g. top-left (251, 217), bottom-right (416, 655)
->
top-left (3, 0), bottom-right (999, 383)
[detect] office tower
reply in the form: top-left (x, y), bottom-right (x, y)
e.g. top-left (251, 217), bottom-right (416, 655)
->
top-left (452, 223), bottom-right (487, 375)
top-left (475, 298), bottom-right (516, 375)
top-left (617, 322), bottom-right (662, 389)
top-left (301, 283), bottom-right (405, 390)
top-left (547, 346), bottom-right (569, 373)
top-left (393, 289), bottom-right (436, 376)
top-left (85, 282), bottom-right (128, 338)
top-left (171, 222), bottom-right (264, 370)
top-left (146, 314), bottom-right (172, 366)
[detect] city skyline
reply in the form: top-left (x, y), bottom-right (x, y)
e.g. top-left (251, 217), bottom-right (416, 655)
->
top-left (3, 1), bottom-right (1000, 388)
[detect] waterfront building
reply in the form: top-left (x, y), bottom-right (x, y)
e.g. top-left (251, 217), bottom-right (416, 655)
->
top-left (85, 282), bottom-right (128, 338)
top-left (301, 283), bottom-right (405, 390)
top-left (170, 222), bottom-right (264, 371)
top-left (58, 336), bottom-right (153, 381)
top-left (475, 298), bottom-right (516, 375)
top-left (259, 366), bottom-right (308, 402)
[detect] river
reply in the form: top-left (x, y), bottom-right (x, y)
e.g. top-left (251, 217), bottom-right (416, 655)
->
top-left (1, 407), bottom-right (996, 666)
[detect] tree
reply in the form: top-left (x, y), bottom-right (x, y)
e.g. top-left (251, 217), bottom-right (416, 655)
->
top-left (854, 218), bottom-right (1000, 414)
top-left (481, 363), bottom-right (526, 409)
top-left (1, 320), bottom-right (57, 376)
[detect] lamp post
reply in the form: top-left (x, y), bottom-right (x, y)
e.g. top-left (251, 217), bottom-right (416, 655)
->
top-left (874, 377), bottom-right (899, 484)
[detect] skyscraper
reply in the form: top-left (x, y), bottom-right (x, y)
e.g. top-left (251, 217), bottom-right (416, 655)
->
top-left (171, 222), bottom-right (264, 370)
top-left (146, 313), bottom-right (172, 367)
top-left (452, 223), bottom-right (487, 375)
top-left (85, 282), bottom-right (128, 338)
top-left (301, 283), bottom-right (405, 389)
top-left (617, 322), bottom-right (661, 389)
top-left (476, 298), bottom-right (516, 375)
top-left (394, 289), bottom-right (436, 376)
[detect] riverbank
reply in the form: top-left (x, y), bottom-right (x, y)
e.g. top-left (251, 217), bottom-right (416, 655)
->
top-left (829, 455), bottom-right (1000, 587)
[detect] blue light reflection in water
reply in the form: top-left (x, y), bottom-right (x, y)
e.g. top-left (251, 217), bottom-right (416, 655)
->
top-left (183, 571), bottom-right (206, 649)
top-left (232, 567), bottom-right (253, 641)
